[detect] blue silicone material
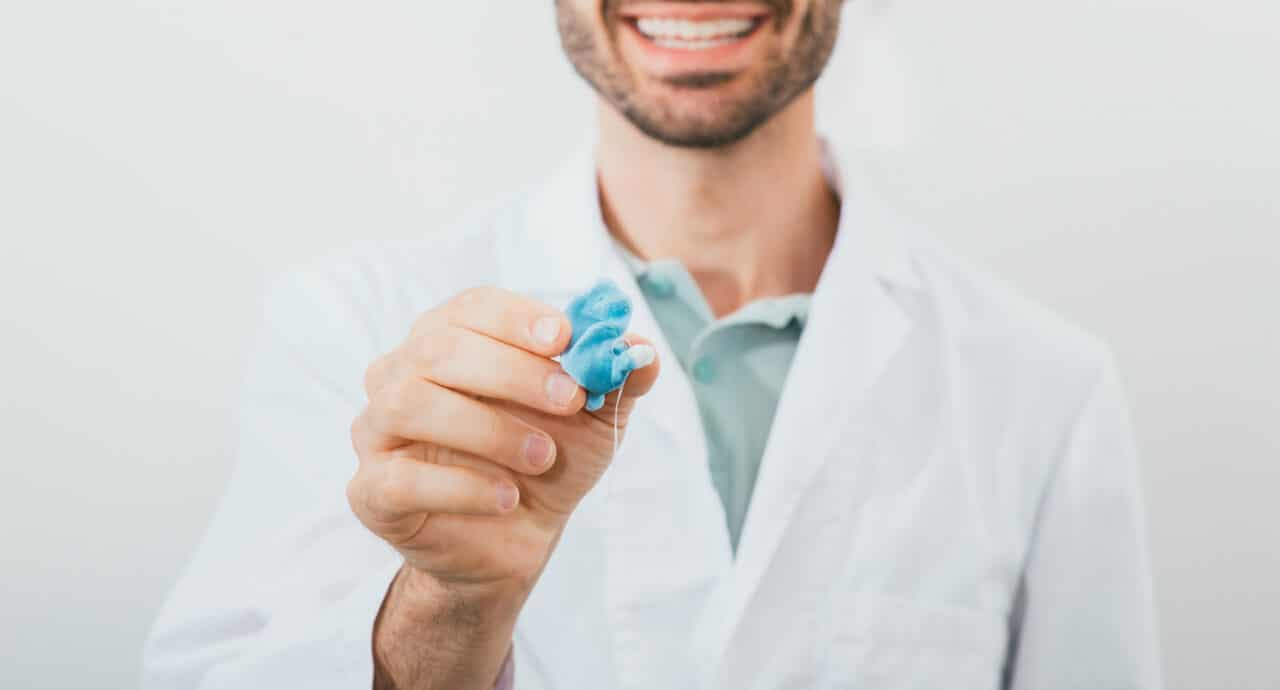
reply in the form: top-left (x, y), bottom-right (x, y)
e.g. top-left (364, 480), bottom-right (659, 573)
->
top-left (560, 279), bottom-right (645, 411)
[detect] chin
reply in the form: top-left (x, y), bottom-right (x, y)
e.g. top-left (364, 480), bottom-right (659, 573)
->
top-left (622, 84), bottom-right (761, 146)
top-left (626, 113), bottom-right (766, 149)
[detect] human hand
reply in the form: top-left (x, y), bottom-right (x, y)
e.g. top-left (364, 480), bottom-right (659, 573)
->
top-left (348, 285), bottom-right (661, 594)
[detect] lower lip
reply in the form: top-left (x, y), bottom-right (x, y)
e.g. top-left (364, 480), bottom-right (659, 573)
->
top-left (619, 17), bottom-right (768, 77)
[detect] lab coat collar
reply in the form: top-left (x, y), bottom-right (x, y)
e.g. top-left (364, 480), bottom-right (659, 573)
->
top-left (503, 136), bottom-right (923, 298)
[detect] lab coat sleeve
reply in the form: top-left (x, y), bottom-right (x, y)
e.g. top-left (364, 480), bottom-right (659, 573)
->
top-left (1005, 353), bottom-right (1164, 690)
top-left (141, 262), bottom-right (407, 689)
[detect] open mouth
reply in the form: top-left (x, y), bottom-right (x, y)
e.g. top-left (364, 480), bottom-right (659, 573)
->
top-left (625, 16), bottom-right (766, 51)
top-left (614, 3), bottom-right (773, 77)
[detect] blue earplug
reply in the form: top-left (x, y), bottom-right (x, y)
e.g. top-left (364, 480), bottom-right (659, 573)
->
top-left (560, 279), bottom-right (656, 411)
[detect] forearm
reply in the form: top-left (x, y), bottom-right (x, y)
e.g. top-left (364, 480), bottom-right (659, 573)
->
top-left (373, 565), bottom-right (526, 690)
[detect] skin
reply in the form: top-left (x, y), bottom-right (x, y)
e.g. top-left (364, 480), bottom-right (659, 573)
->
top-left (350, 2), bottom-right (846, 688)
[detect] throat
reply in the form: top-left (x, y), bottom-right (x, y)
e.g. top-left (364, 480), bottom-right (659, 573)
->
top-left (595, 99), bottom-right (839, 312)
top-left (603, 179), bottom-right (839, 318)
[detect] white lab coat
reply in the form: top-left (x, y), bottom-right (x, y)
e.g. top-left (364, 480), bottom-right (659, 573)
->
top-left (142, 140), bottom-right (1163, 690)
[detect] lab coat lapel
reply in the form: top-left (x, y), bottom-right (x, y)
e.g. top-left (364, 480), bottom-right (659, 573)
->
top-left (693, 144), bottom-right (921, 684)
top-left (501, 141), bottom-right (732, 688)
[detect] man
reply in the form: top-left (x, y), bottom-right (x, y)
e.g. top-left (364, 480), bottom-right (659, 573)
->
top-left (143, 1), bottom-right (1163, 689)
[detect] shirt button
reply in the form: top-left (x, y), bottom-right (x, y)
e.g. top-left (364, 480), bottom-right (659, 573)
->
top-left (645, 275), bottom-right (675, 299)
top-left (692, 357), bottom-right (716, 384)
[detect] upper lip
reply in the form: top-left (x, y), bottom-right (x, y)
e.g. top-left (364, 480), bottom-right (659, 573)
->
top-left (616, 2), bottom-right (772, 21)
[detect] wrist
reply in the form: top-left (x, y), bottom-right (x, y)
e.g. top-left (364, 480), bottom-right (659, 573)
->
top-left (394, 565), bottom-right (529, 623)
top-left (374, 565), bottom-right (525, 690)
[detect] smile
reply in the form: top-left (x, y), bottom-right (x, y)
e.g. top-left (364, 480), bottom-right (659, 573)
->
top-left (615, 2), bottom-right (773, 77)
top-left (631, 17), bottom-right (763, 51)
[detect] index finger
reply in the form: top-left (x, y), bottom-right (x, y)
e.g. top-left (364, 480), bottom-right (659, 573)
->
top-left (430, 286), bottom-right (572, 358)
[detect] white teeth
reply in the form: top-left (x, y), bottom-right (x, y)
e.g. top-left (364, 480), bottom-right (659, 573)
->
top-left (635, 17), bottom-right (756, 41)
top-left (652, 36), bottom-right (738, 51)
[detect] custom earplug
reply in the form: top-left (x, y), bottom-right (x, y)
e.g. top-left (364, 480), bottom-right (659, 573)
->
top-left (560, 279), bottom-right (656, 411)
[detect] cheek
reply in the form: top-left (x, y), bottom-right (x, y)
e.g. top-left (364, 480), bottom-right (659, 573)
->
top-left (580, 0), bottom-right (622, 49)
top-left (561, 0), bottom-right (605, 32)
top-left (765, 1), bottom-right (807, 50)
top-left (779, 1), bottom-right (834, 55)
top-left (586, 0), bottom-right (612, 29)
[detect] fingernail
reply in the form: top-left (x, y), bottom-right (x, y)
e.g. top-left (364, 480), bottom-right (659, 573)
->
top-left (546, 372), bottom-right (579, 407)
top-left (496, 483), bottom-right (519, 512)
top-left (531, 316), bottom-right (561, 347)
top-left (523, 433), bottom-right (554, 470)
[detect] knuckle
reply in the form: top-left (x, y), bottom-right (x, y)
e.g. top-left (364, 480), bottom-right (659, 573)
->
top-left (344, 473), bottom-right (363, 513)
top-left (413, 330), bottom-right (459, 379)
top-left (372, 380), bottom-right (418, 433)
top-left (429, 390), bottom-right (466, 430)
top-left (362, 354), bottom-right (390, 397)
top-left (408, 306), bottom-right (449, 343)
top-left (377, 462), bottom-right (418, 515)
top-left (347, 469), bottom-right (385, 523)
top-left (349, 413), bottom-right (367, 451)
top-left (454, 285), bottom-right (498, 311)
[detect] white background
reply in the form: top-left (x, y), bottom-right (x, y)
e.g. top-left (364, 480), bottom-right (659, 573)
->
top-left (1, 2), bottom-right (1276, 688)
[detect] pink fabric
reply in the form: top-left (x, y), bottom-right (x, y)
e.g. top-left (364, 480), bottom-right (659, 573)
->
top-left (493, 646), bottom-right (514, 690)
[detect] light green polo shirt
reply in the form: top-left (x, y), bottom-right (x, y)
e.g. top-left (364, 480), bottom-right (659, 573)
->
top-left (616, 245), bottom-right (811, 553)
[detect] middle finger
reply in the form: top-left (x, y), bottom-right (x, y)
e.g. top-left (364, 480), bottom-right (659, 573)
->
top-left (358, 377), bottom-right (558, 476)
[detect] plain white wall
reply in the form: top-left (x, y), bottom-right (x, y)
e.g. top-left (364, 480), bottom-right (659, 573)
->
top-left (1, 1), bottom-right (1275, 688)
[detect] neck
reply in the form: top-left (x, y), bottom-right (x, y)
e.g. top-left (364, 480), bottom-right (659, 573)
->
top-left (595, 91), bottom-right (840, 318)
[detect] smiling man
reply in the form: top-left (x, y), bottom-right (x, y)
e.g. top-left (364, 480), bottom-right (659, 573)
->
top-left (143, 2), bottom-right (1163, 689)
